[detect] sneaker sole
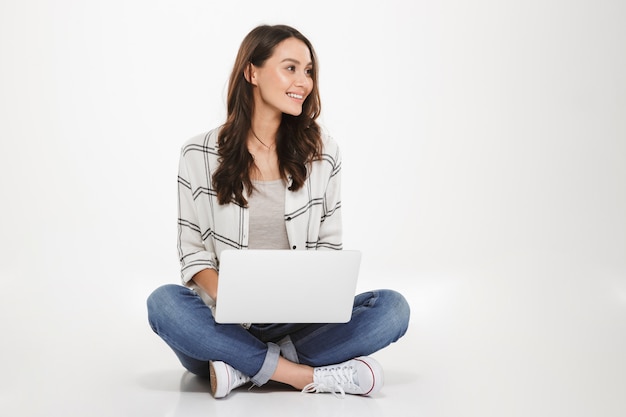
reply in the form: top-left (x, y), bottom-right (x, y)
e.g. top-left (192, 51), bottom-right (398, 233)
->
top-left (209, 361), bottom-right (228, 398)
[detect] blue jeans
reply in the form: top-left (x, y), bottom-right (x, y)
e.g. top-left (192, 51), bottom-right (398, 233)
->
top-left (147, 284), bottom-right (410, 386)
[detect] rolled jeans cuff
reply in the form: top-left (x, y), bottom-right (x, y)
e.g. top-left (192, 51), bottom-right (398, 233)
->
top-left (250, 342), bottom-right (280, 386)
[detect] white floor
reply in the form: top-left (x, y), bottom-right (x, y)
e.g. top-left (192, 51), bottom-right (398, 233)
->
top-left (1, 267), bottom-right (625, 417)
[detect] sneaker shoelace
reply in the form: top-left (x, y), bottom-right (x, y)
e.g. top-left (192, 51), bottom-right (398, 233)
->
top-left (301, 365), bottom-right (359, 399)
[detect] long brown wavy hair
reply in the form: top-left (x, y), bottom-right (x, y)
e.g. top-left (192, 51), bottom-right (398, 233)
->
top-left (213, 25), bottom-right (323, 206)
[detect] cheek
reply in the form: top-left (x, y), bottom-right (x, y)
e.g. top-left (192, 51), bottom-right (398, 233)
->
top-left (274, 72), bottom-right (292, 88)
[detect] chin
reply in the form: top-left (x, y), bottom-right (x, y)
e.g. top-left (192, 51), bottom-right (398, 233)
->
top-left (284, 107), bottom-right (304, 117)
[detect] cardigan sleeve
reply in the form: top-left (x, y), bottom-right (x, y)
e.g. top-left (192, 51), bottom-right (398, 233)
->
top-left (317, 137), bottom-right (343, 250)
top-left (177, 149), bottom-right (218, 285)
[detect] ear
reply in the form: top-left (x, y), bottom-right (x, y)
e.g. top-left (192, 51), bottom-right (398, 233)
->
top-left (244, 63), bottom-right (258, 86)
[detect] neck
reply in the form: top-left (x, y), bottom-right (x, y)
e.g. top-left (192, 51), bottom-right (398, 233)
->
top-left (250, 111), bottom-right (280, 149)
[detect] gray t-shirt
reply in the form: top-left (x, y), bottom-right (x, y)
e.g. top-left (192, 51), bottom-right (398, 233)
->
top-left (247, 179), bottom-right (290, 249)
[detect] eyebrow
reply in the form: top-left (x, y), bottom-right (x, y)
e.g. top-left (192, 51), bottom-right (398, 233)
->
top-left (280, 58), bottom-right (313, 66)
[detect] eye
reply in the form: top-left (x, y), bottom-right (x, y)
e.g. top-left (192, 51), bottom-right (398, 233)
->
top-left (286, 65), bottom-right (296, 72)
top-left (305, 68), bottom-right (313, 77)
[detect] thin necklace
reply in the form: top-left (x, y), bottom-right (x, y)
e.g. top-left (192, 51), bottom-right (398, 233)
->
top-left (251, 129), bottom-right (273, 150)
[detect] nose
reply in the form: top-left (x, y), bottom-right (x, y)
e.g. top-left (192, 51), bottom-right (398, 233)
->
top-left (294, 70), bottom-right (310, 87)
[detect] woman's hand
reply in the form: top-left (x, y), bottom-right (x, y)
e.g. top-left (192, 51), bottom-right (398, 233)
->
top-left (191, 268), bottom-right (219, 301)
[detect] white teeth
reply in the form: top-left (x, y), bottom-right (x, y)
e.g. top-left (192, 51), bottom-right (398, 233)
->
top-left (287, 93), bottom-right (303, 99)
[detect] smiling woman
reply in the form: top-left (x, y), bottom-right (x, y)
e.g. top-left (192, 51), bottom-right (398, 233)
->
top-left (146, 24), bottom-right (411, 400)
top-left (213, 25), bottom-right (324, 205)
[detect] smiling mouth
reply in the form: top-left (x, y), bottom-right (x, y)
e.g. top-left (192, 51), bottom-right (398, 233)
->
top-left (287, 92), bottom-right (304, 100)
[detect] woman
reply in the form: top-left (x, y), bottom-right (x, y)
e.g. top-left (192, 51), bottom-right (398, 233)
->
top-left (147, 24), bottom-right (410, 399)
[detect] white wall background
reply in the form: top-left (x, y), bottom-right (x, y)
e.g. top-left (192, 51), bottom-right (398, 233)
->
top-left (2, 0), bottom-right (624, 281)
top-left (1, 1), bottom-right (626, 416)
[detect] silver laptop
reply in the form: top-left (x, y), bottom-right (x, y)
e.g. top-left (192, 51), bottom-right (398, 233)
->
top-left (214, 249), bottom-right (361, 324)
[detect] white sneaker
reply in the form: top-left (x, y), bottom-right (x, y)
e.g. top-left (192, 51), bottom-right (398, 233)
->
top-left (209, 361), bottom-right (250, 398)
top-left (302, 356), bottom-right (384, 398)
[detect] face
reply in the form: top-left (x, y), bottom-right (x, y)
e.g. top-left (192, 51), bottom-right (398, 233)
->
top-left (249, 37), bottom-right (314, 117)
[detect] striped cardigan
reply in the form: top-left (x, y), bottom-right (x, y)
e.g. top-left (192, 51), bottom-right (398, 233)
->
top-left (177, 127), bottom-right (343, 299)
